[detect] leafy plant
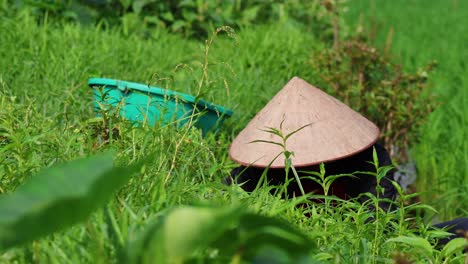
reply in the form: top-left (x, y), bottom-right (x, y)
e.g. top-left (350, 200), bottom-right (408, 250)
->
top-left (386, 235), bottom-right (468, 263)
top-left (250, 119), bottom-right (312, 197)
top-left (5, 0), bottom-right (345, 40)
top-left (309, 38), bottom-right (437, 162)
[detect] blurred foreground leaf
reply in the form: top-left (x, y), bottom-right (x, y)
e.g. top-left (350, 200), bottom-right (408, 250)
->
top-left (125, 205), bottom-right (315, 263)
top-left (0, 151), bottom-right (140, 250)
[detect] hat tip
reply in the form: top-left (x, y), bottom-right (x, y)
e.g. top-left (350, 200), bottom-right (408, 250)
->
top-left (289, 76), bottom-right (308, 84)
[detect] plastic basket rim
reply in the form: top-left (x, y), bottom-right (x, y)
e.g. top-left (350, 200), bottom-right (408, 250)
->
top-left (88, 77), bottom-right (233, 116)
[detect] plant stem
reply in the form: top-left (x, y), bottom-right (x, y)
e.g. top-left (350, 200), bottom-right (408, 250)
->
top-left (291, 164), bottom-right (306, 196)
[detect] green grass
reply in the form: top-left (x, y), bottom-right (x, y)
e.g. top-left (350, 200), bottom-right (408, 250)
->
top-left (1, 5), bottom-right (467, 263)
top-left (345, 0), bottom-right (468, 221)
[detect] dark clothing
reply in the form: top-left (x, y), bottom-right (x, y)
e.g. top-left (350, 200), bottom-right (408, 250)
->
top-left (225, 143), bottom-right (468, 248)
top-left (226, 143), bottom-right (398, 212)
top-left (432, 218), bottom-right (468, 246)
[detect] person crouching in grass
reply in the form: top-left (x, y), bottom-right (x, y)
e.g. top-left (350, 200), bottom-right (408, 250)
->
top-left (224, 77), bottom-right (467, 247)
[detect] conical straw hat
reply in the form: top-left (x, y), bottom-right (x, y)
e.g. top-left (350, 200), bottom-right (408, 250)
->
top-left (229, 77), bottom-right (379, 168)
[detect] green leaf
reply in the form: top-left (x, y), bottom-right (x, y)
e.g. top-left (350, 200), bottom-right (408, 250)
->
top-left (426, 230), bottom-right (453, 239)
top-left (251, 245), bottom-right (290, 264)
top-left (404, 203), bottom-right (437, 214)
top-left (124, 205), bottom-right (242, 263)
top-left (441, 238), bottom-right (468, 257)
top-left (261, 126), bottom-right (283, 138)
top-left (249, 139), bottom-right (284, 148)
top-left (161, 11), bottom-right (174, 22)
top-left (0, 151), bottom-right (140, 250)
top-left (319, 163), bottom-right (325, 176)
top-left (359, 238), bottom-right (369, 263)
top-left (313, 252), bottom-right (334, 261)
top-left (237, 213), bottom-right (314, 256)
top-left (284, 123), bottom-right (312, 141)
top-left (171, 20), bottom-right (187, 32)
top-left (132, 0), bottom-right (149, 15)
top-left (377, 165), bottom-right (394, 181)
top-left (323, 173), bottom-right (356, 186)
top-left (241, 6), bottom-right (260, 23)
top-left (385, 236), bottom-right (433, 256)
top-left (124, 207), bottom-right (315, 263)
top-left (119, 0), bottom-right (132, 10)
top-left (164, 206), bottom-right (239, 259)
top-left (371, 147), bottom-right (379, 168)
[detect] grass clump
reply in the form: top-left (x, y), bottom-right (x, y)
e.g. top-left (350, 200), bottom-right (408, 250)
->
top-left (345, 0), bottom-right (467, 221)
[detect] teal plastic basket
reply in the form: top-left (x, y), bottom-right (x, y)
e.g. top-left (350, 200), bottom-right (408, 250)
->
top-left (88, 78), bottom-right (233, 135)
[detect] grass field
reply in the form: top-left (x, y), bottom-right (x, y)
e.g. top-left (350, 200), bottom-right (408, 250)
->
top-left (0, 1), bottom-right (467, 263)
top-left (345, 0), bottom-right (468, 220)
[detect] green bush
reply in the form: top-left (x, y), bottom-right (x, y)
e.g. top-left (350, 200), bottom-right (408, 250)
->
top-left (309, 38), bottom-right (437, 162)
top-left (5, 0), bottom-right (345, 39)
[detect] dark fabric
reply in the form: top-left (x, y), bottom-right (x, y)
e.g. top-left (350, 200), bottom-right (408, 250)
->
top-left (432, 218), bottom-right (468, 246)
top-left (225, 143), bottom-right (398, 212)
top-left (224, 143), bottom-right (468, 248)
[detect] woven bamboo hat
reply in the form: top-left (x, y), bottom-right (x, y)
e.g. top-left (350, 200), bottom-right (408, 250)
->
top-left (229, 77), bottom-right (379, 168)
